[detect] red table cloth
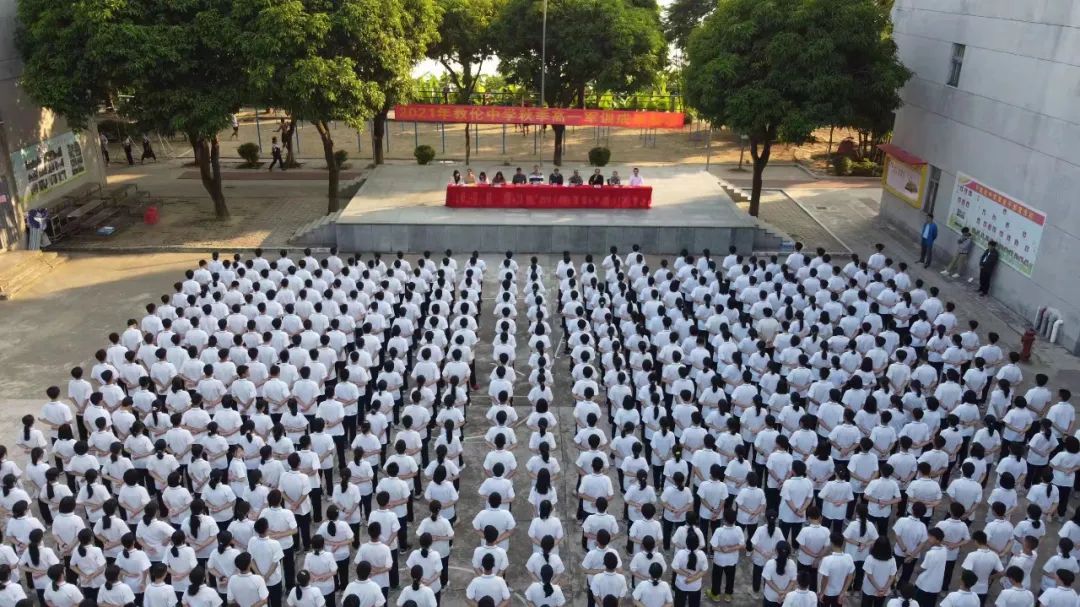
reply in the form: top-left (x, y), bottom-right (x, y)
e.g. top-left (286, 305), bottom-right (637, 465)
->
top-left (446, 184), bottom-right (652, 209)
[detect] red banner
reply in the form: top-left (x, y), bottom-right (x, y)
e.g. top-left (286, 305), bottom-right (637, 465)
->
top-left (446, 184), bottom-right (652, 209)
top-left (394, 104), bottom-right (685, 129)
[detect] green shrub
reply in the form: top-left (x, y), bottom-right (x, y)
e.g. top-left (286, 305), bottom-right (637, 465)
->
top-left (237, 142), bottom-right (261, 167)
top-left (414, 144), bottom-right (436, 165)
top-left (334, 149), bottom-right (349, 169)
top-left (850, 159), bottom-right (881, 177)
top-left (834, 155), bottom-right (852, 176)
top-left (588, 146), bottom-right (611, 167)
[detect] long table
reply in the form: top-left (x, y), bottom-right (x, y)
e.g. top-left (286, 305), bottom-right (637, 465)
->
top-left (446, 184), bottom-right (652, 209)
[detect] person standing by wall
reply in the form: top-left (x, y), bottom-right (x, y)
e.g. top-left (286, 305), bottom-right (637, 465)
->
top-left (122, 136), bottom-right (135, 166)
top-left (918, 213), bottom-right (938, 268)
top-left (977, 241), bottom-right (999, 297)
top-left (99, 133), bottom-right (110, 165)
top-left (942, 228), bottom-right (973, 279)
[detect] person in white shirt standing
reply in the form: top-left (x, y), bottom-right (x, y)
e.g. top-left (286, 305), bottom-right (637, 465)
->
top-left (818, 531), bottom-right (855, 607)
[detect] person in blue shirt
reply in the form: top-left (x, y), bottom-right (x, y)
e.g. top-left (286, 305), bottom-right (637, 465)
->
top-left (918, 213), bottom-right (938, 268)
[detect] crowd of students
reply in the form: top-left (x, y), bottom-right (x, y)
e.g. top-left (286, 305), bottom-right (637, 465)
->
top-left (0, 243), bottom-right (1078, 607)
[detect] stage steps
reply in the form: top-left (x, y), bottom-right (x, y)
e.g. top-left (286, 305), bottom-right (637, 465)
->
top-left (289, 211), bottom-right (341, 247)
top-left (0, 251), bottom-right (68, 300)
top-left (718, 178), bottom-right (750, 203)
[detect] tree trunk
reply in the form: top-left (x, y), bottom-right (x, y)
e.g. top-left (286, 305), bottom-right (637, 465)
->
top-left (747, 136), bottom-right (773, 217)
top-left (372, 110), bottom-right (387, 165)
top-left (192, 134), bottom-right (229, 219)
top-left (825, 125), bottom-right (835, 171)
top-left (283, 118), bottom-right (298, 166)
top-left (465, 123), bottom-right (471, 166)
top-left (314, 120), bottom-right (340, 215)
top-left (552, 124), bottom-right (566, 166)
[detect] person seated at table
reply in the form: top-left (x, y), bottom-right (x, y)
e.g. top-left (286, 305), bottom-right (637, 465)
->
top-left (629, 167), bottom-right (644, 186)
top-left (512, 168), bottom-right (528, 184)
top-left (569, 170), bottom-right (584, 186)
top-left (478, 171), bottom-right (489, 184)
top-left (450, 169), bottom-right (462, 185)
top-left (528, 165), bottom-right (545, 184)
top-left (588, 168), bottom-right (605, 186)
top-left (465, 168), bottom-right (477, 184)
top-left (549, 168), bottom-right (564, 185)
top-left (493, 171), bottom-right (507, 185)
top-left (607, 170), bottom-right (621, 186)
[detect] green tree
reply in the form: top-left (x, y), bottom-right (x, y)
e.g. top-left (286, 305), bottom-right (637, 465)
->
top-left (361, 0), bottom-right (441, 164)
top-left (684, 0), bottom-right (909, 216)
top-left (664, 0), bottom-right (716, 51)
top-left (492, 0), bottom-right (667, 165)
top-left (427, 0), bottom-right (506, 165)
top-left (239, 0), bottom-right (386, 214)
top-left (17, 0), bottom-right (246, 219)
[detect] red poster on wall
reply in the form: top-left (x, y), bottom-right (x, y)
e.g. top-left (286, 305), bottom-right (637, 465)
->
top-left (394, 104), bottom-right (686, 128)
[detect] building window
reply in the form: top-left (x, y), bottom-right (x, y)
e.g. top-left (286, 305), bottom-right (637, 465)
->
top-left (923, 165), bottom-right (942, 214)
top-left (947, 43), bottom-right (965, 87)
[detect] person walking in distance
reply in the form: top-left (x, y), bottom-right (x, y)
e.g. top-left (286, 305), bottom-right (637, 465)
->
top-left (122, 136), bottom-right (135, 166)
top-left (140, 134), bottom-right (157, 163)
top-left (942, 227), bottom-right (973, 279)
top-left (977, 241), bottom-right (999, 297)
top-left (268, 137), bottom-right (285, 172)
top-left (231, 114), bottom-right (240, 139)
top-left (918, 213), bottom-right (938, 268)
top-left (99, 133), bottom-right (110, 165)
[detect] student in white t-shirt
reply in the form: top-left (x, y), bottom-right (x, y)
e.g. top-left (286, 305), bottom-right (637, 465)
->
top-left (818, 530), bottom-right (855, 607)
top-left (996, 566), bottom-right (1034, 607)
top-left (782, 570), bottom-right (818, 607)
top-left (524, 564), bottom-right (567, 607)
top-left (631, 562), bottom-right (673, 607)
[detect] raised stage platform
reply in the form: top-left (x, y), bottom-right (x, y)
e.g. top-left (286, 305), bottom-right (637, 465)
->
top-left (331, 164), bottom-right (768, 254)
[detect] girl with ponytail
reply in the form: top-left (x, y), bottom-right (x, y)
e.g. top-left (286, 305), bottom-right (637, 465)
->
top-left (185, 498), bottom-right (220, 564)
top-left (347, 446), bottom-right (375, 518)
top-left (166, 529), bottom-right (198, 596)
top-left (415, 500), bottom-right (454, 589)
top-left (405, 533), bottom-right (445, 604)
top-left (397, 565), bottom-right (438, 607)
top-left (44, 563), bottom-right (82, 607)
top-left (97, 564), bottom-right (135, 607)
top-left (523, 563), bottom-right (568, 606)
top-left (761, 541), bottom-right (797, 606)
top-left (207, 530), bottom-right (239, 602)
top-left (315, 506), bottom-right (354, 592)
top-left (627, 534), bottom-right (664, 586)
top-left (749, 510), bottom-right (784, 595)
top-left (114, 532), bottom-right (150, 602)
top-left (69, 527), bottom-right (106, 599)
top-left (843, 503), bottom-right (878, 592)
top-left (20, 528), bottom-right (59, 605)
top-left (184, 566), bottom-right (219, 605)
top-left (92, 499), bottom-right (130, 562)
top-left (673, 530), bottom-right (707, 605)
top-left (330, 468), bottom-right (364, 542)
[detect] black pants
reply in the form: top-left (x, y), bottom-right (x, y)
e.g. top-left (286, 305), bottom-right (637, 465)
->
top-left (797, 563), bottom-right (817, 591)
top-left (916, 589), bottom-right (940, 607)
top-left (942, 560), bottom-right (957, 591)
top-left (663, 519), bottom-right (684, 551)
top-left (268, 582), bottom-right (283, 607)
top-left (282, 548), bottom-right (296, 590)
top-left (1058, 486), bottom-right (1073, 517)
top-left (674, 588), bottom-right (702, 607)
top-left (862, 596), bottom-right (887, 607)
top-left (821, 594), bottom-right (843, 607)
top-left (978, 269), bottom-right (993, 295)
top-left (712, 563), bottom-right (736, 595)
top-left (269, 152), bottom-right (285, 171)
top-left (895, 555), bottom-right (916, 586)
top-left (779, 521), bottom-right (802, 544)
top-left (752, 563), bottom-right (764, 593)
top-left (919, 240), bottom-right (934, 266)
top-left (296, 513), bottom-right (312, 550)
top-left (389, 548), bottom-right (400, 588)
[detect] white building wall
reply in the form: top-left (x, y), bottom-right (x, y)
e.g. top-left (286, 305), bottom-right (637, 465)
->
top-left (881, 0), bottom-right (1080, 353)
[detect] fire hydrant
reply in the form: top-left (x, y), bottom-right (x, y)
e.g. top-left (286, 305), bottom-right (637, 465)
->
top-left (1020, 328), bottom-right (1037, 362)
top-left (144, 205), bottom-right (159, 225)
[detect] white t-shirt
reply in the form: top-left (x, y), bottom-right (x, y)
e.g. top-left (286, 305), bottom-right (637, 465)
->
top-left (961, 548), bottom-right (1004, 594)
top-left (861, 556), bottom-right (898, 596)
top-left (782, 588), bottom-right (819, 607)
top-left (818, 551), bottom-right (856, 596)
top-left (466, 574), bottom-right (511, 603)
top-left (632, 579), bottom-right (674, 607)
top-left (524, 582), bottom-right (568, 607)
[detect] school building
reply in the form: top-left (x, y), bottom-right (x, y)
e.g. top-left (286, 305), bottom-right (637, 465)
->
top-left (878, 0), bottom-right (1080, 354)
top-left (0, 0), bottom-right (107, 252)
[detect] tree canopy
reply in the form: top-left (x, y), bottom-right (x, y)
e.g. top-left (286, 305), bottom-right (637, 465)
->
top-left (684, 0), bottom-right (909, 215)
top-left (664, 0), bottom-right (715, 52)
top-left (492, 0), bottom-right (667, 164)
